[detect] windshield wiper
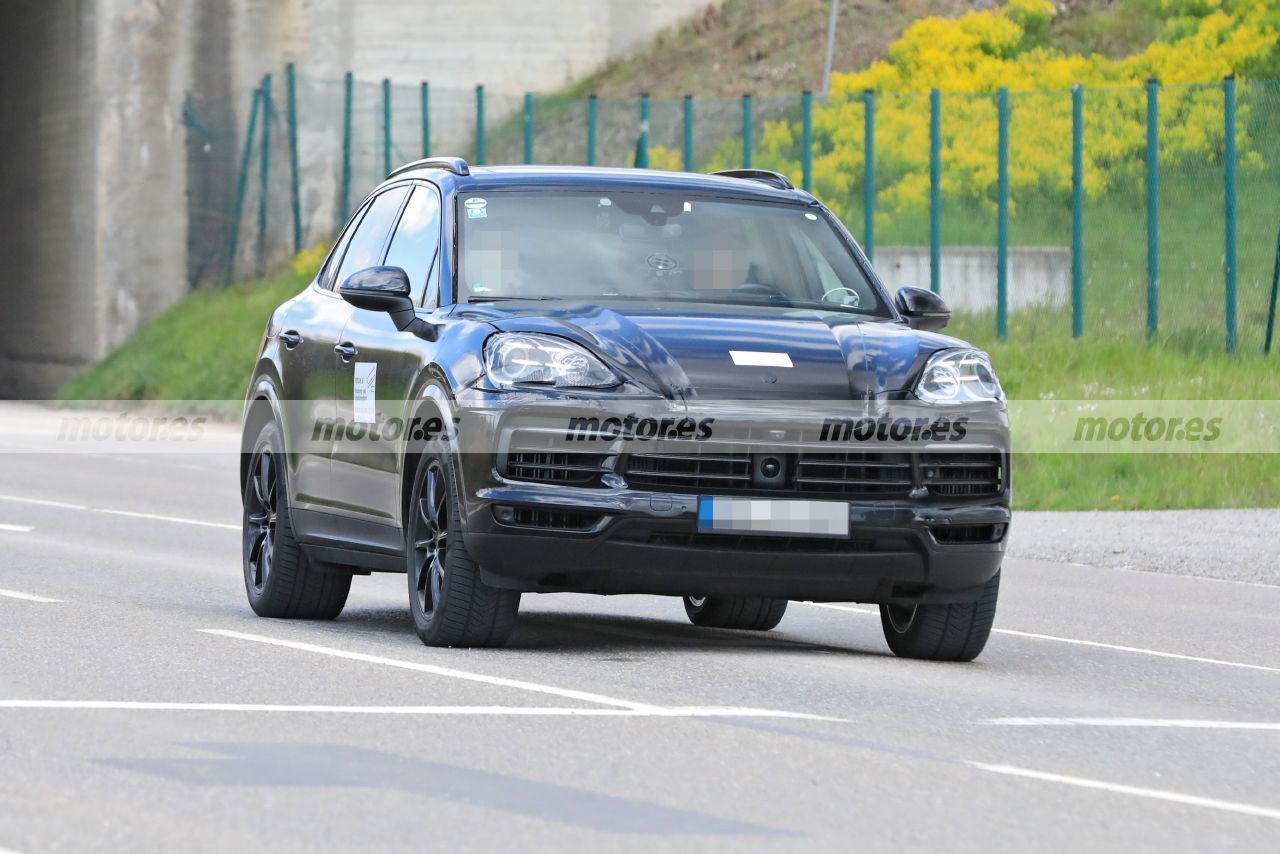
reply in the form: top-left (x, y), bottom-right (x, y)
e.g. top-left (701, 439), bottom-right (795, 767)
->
top-left (466, 296), bottom-right (558, 303)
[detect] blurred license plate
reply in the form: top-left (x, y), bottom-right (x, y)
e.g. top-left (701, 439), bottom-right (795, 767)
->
top-left (697, 497), bottom-right (849, 538)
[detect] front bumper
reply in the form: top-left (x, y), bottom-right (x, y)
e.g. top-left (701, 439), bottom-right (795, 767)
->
top-left (453, 391), bottom-right (1010, 605)
top-left (463, 483), bottom-right (1007, 604)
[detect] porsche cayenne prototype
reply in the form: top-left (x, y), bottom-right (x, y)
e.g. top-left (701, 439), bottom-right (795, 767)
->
top-left (240, 158), bottom-right (1009, 660)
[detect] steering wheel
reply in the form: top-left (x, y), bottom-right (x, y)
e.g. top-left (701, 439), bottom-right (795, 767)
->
top-left (736, 282), bottom-right (789, 300)
top-left (821, 286), bottom-right (862, 307)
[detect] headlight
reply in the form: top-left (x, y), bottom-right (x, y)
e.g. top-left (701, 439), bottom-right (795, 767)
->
top-left (484, 333), bottom-right (620, 388)
top-left (914, 349), bottom-right (1003, 404)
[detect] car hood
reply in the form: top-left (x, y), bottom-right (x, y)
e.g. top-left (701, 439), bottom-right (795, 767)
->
top-left (479, 301), bottom-right (960, 401)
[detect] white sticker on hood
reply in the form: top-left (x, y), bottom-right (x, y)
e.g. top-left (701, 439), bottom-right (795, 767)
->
top-left (730, 350), bottom-right (793, 368)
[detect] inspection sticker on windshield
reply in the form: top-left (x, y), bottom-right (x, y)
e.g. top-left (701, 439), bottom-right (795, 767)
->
top-left (698, 497), bottom-right (849, 538)
top-left (354, 362), bottom-right (377, 424)
top-left (465, 197), bottom-right (487, 219)
top-left (730, 350), bottom-right (793, 368)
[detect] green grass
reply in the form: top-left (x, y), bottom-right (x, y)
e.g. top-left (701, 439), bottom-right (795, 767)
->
top-left (57, 267), bottom-right (310, 413)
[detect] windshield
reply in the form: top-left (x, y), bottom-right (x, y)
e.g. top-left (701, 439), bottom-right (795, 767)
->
top-left (457, 190), bottom-right (888, 316)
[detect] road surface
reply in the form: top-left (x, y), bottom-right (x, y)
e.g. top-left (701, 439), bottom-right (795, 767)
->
top-left (1, 434), bottom-right (1277, 852)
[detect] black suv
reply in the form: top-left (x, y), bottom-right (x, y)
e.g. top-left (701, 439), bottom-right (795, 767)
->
top-left (240, 158), bottom-right (1009, 659)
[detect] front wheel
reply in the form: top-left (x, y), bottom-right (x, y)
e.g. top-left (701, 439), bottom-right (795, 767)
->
top-left (683, 596), bottom-right (788, 631)
top-left (879, 570), bottom-right (1000, 662)
top-left (406, 452), bottom-right (520, 647)
top-left (242, 421), bottom-right (351, 619)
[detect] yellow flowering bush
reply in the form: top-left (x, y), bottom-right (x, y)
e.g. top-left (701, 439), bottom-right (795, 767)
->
top-left (718, 0), bottom-right (1277, 221)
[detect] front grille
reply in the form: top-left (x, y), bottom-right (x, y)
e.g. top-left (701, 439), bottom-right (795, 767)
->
top-left (509, 507), bottom-right (604, 532)
top-left (623, 452), bottom-right (751, 491)
top-left (920, 453), bottom-right (1004, 498)
top-left (794, 451), bottom-right (912, 496)
top-left (623, 449), bottom-right (913, 499)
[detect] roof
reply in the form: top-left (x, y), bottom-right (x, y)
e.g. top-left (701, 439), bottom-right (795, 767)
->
top-left (382, 162), bottom-right (815, 205)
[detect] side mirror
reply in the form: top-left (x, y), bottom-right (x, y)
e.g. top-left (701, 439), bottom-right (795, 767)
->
top-left (894, 286), bottom-right (950, 332)
top-left (340, 266), bottom-right (416, 330)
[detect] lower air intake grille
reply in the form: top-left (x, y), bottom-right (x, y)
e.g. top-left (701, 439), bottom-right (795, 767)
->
top-left (509, 507), bottom-right (604, 532)
top-left (931, 523), bottom-right (1006, 545)
top-left (623, 453), bottom-right (751, 491)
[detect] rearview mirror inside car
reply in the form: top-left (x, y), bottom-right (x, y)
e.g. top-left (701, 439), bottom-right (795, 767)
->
top-left (340, 266), bottom-right (416, 330)
top-left (894, 286), bottom-right (951, 332)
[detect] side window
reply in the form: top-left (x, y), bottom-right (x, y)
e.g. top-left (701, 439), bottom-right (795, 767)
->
top-left (382, 186), bottom-right (443, 306)
top-left (331, 186), bottom-right (411, 290)
top-left (318, 200), bottom-right (372, 290)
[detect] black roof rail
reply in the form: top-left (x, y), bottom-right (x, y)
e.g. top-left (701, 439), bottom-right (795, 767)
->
top-left (387, 156), bottom-right (471, 179)
top-left (709, 168), bottom-right (795, 190)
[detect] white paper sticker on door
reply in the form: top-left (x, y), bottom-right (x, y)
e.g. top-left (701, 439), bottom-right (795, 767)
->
top-left (354, 362), bottom-right (377, 424)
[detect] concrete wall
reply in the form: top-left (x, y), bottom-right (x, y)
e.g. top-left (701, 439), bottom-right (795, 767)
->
top-left (875, 246), bottom-right (1071, 314)
top-left (0, 0), bottom-right (711, 397)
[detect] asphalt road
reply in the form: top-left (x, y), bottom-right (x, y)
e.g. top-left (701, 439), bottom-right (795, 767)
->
top-left (2, 439), bottom-right (1279, 852)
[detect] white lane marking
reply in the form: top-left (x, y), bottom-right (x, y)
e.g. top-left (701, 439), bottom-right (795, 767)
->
top-left (991, 628), bottom-right (1280, 674)
top-left (0, 588), bottom-right (62, 603)
top-left (798, 602), bottom-right (1280, 673)
top-left (0, 523), bottom-right (33, 533)
top-left (95, 508), bottom-right (238, 530)
top-left (0, 492), bottom-right (235, 531)
top-left (0, 493), bottom-right (87, 510)
top-left (0, 699), bottom-right (841, 721)
top-left (968, 761), bottom-right (1280, 822)
top-left (200, 628), bottom-right (664, 711)
top-left (987, 717), bottom-right (1280, 731)
top-left (802, 602), bottom-right (876, 615)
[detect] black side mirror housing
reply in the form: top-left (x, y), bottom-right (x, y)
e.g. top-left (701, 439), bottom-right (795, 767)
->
top-left (340, 266), bottom-right (417, 330)
top-left (894, 286), bottom-right (951, 332)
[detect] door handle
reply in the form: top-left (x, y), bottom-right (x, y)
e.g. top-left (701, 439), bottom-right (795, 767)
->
top-left (279, 330), bottom-right (302, 349)
top-left (334, 342), bottom-right (358, 363)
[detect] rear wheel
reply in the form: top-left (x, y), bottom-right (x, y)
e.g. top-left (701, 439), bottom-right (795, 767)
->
top-left (879, 570), bottom-right (1000, 662)
top-left (683, 595), bottom-right (788, 631)
top-left (407, 451), bottom-right (521, 647)
top-left (242, 421), bottom-right (351, 619)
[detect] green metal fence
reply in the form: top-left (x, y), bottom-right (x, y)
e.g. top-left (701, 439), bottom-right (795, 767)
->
top-left (186, 71), bottom-right (1280, 355)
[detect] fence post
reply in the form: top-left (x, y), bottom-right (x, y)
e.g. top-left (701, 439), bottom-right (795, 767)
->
top-left (683, 94), bottom-right (694, 171)
top-left (1146, 77), bottom-right (1159, 340)
top-left (863, 89), bottom-right (875, 263)
top-left (1266, 225), bottom-right (1280, 355)
top-left (742, 94), bottom-right (753, 169)
top-left (996, 87), bottom-right (1009, 343)
top-left (381, 78), bottom-right (392, 176)
top-left (586, 94), bottom-right (597, 166)
top-left (929, 88), bottom-right (940, 294)
top-left (258, 73), bottom-right (272, 275)
top-left (340, 72), bottom-right (352, 224)
top-left (421, 82), bottom-right (430, 158)
top-left (226, 87), bottom-right (262, 286)
top-left (523, 92), bottom-right (534, 164)
top-left (801, 90), bottom-right (813, 192)
top-left (475, 85), bottom-right (486, 165)
top-left (636, 93), bottom-right (650, 168)
top-left (1072, 84), bottom-right (1084, 339)
top-left (286, 63), bottom-right (301, 254)
top-left (1223, 75), bottom-right (1237, 354)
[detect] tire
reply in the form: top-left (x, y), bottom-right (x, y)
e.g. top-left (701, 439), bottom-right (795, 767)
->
top-left (879, 570), bottom-right (1000, 662)
top-left (683, 595), bottom-right (788, 631)
top-left (242, 421), bottom-right (351, 619)
top-left (406, 450), bottom-right (521, 647)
